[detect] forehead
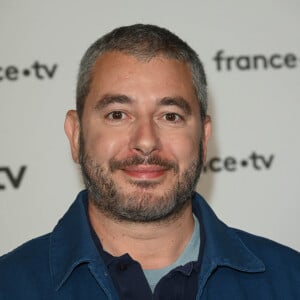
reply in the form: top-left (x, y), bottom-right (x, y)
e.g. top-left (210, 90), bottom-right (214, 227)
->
top-left (86, 51), bottom-right (198, 109)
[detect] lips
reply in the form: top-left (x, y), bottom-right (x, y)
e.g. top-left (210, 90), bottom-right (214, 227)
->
top-left (121, 164), bottom-right (169, 179)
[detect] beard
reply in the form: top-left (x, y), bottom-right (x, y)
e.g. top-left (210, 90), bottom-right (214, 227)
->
top-left (79, 132), bottom-right (203, 223)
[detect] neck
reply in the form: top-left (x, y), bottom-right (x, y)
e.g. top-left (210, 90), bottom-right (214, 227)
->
top-left (88, 200), bottom-right (195, 270)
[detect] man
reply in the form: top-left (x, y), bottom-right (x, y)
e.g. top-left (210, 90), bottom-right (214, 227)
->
top-left (0, 24), bottom-right (299, 299)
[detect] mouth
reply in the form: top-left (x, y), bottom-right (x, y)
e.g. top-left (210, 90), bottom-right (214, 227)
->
top-left (121, 164), bottom-right (169, 180)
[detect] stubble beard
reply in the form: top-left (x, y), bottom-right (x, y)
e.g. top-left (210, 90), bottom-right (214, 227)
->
top-left (79, 132), bottom-right (203, 223)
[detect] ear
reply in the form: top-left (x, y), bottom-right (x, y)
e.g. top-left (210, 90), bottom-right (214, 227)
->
top-left (64, 110), bottom-right (81, 163)
top-left (201, 115), bottom-right (212, 162)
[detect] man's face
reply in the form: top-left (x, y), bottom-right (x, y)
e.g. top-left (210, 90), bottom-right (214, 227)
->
top-left (66, 51), bottom-right (211, 222)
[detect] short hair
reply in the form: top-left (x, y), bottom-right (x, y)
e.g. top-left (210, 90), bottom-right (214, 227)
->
top-left (76, 24), bottom-right (208, 121)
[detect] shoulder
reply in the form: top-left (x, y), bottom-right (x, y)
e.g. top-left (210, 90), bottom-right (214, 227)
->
top-left (0, 233), bottom-right (53, 297)
top-left (233, 228), bottom-right (300, 272)
top-left (193, 192), bottom-right (300, 270)
top-left (0, 233), bottom-right (51, 268)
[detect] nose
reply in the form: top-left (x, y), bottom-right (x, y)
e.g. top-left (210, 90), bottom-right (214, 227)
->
top-left (129, 119), bottom-right (161, 156)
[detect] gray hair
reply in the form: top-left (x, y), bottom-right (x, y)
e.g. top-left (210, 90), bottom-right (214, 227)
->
top-left (76, 24), bottom-right (207, 121)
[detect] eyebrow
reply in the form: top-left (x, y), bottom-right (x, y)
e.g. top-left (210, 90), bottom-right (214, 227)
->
top-left (94, 94), bottom-right (132, 111)
top-left (159, 97), bottom-right (192, 116)
top-left (93, 94), bottom-right (192, 116)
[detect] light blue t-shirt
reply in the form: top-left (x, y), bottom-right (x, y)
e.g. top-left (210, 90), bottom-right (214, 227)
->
top-left (143, 215), bottom-right (200, 292)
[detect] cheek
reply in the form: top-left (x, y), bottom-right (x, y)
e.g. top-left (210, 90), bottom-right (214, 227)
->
top-left (85, 129), bottom-right (130, 163)
top-left (163, 132), bottom-right (201, 164)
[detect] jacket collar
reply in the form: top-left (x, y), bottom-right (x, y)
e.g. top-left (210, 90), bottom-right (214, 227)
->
top-left (192, 193), bottom-right (265, 297)
top-left (49, 190), bottom-right (115, 293)
top-left (49, 190), bottom-right (265, 294)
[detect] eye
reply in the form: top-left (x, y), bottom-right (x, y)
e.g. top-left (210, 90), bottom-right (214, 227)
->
top-left (163, 113), bottom-right (182, 122)
top-left (106, 111), bottom-right (126, 120)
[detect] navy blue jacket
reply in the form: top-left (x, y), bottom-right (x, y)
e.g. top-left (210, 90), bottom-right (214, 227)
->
top-left (0, 190), bottom-right (299, 299)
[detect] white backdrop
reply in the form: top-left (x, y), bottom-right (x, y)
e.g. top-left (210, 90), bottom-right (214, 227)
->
top-left (1, 0), bottom-right (299, 255)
